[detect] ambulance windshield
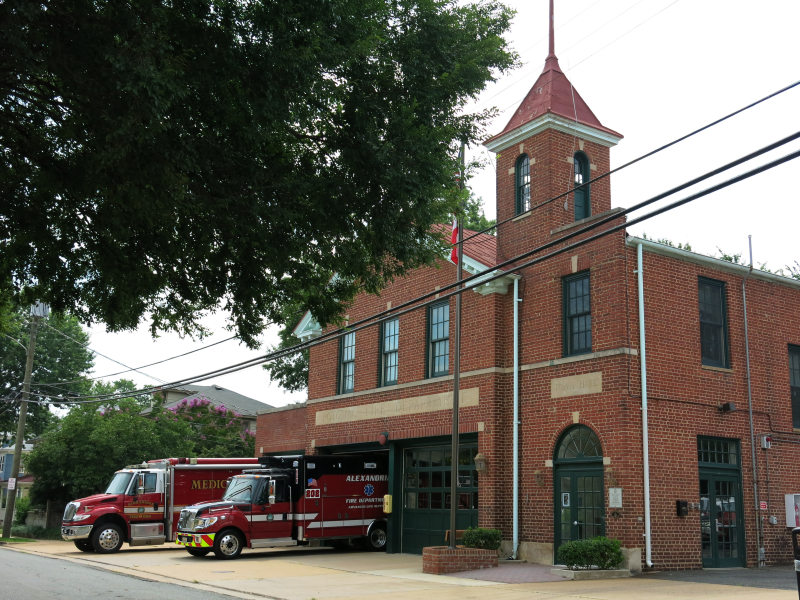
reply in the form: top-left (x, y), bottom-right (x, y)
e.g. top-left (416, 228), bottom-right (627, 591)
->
top-left (222, 477), bottom-right (254, 503)
top-left (105, 472), bottom-right (133, 495)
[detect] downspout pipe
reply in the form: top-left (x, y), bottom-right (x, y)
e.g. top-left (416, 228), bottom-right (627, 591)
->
top-left (637, 243), bottom-right (653, 568)
top-left (512, 275), bottom-right (521, 560)
top-left (742, 235), bottom-right (763, 567)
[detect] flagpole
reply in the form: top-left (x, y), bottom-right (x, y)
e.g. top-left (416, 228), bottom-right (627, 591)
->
top-left (449, 142), bottom-right (465, 549)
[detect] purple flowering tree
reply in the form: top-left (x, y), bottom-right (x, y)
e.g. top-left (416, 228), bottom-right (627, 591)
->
top-left (168, 396), bottom-right (255, 458)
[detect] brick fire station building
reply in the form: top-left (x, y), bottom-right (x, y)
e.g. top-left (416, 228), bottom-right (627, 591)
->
top-left (257, 7), bottom-right (800, 571)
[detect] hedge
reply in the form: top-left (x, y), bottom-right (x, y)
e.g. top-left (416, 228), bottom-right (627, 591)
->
top-left (556, 536), bottom-right (624, 570)
top-left (462, 527), bottom-right (502, 551)
top-left (10, 525), bottom-right (64, 540)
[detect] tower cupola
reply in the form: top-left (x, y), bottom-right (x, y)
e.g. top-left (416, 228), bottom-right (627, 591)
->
top-left (484, 0), bottom-right (623, 261)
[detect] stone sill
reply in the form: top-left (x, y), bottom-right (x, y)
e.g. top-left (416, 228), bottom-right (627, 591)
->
top-left (702, 365), bottom-right (734, 374)
top-left (551, 568), bottom-right (631, 580)
top-left (512, 211), bottom-right (532, 222)
top-left (550, 207), bottom-right (625, 236)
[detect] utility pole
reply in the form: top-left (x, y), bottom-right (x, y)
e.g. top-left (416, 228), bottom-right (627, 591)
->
top-left (2, 303), bottom-right (47, 538)
top-left (448, 143), bottom-right (465, 549)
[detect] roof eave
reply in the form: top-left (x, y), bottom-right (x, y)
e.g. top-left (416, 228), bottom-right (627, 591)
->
top-left (484, 112), bottom-right (623, 153)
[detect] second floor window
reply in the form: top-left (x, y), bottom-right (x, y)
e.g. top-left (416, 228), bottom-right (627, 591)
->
top-left (381, 318), bottom-right (399, 386)
top-left (339, 331), bottom-right (355, 394)
top-left (428, 302), bottom-right (450, 377)
top-left (516, 154), bottom-right (531, 214)
top-left (564, 272), bottom-right (592, 356)
top-left (790, 346), bottom-right (800, 429)
top-left (699, 277), bottom-right (729, 368)
top-left (574, 152), bottom-right (590, 221)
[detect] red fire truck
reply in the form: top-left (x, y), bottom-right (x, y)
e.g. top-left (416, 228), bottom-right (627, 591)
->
top-left (61, 457), bottom-right (259, 553)
top-left (176, 455), bottom-right (389, 559)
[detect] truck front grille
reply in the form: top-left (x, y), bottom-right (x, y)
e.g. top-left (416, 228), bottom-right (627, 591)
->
top-left (178, 509), bottom-right (196, 531)
top-left (63, 502), bottom-right (79, 522)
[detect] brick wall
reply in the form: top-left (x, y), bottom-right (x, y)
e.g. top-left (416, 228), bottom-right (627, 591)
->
top-left (258, 123), bottom-right (800, 569)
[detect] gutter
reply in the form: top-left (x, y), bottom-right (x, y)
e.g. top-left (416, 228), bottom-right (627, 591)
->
top-left (512, 275), bottom-right (521, 560)
top-left (741, 236), bottom-right (764, 567)
top-left (636, 243), bottom-right (653, 568)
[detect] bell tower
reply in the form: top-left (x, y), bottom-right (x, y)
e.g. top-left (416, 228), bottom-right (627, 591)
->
top-left (484, 0), bottom-right (623, 262)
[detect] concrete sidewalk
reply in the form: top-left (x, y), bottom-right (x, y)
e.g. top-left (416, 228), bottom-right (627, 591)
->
top-left (2, 540), bottom-right (796, 600)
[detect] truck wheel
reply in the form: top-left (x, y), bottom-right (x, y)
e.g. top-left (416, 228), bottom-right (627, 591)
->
top-left (362, 524), bottom-right (387, 552)
top-left (91, 523), bottom-right (124, 554)
top-left (73, 540), bottom-right (94, 552)
top-left (187, 547), bottom-right (211, 557)
top-left (213, 529), bottom-right (244, 560)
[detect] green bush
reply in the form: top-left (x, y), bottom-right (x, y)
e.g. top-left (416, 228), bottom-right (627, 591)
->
top-left (557, 537), bottom-right (624, 570)
top-left (462, 527), bottom-right (502, 551)
top-left (10, 525), bottom-right (63, 540)
top-left (12, 496), bottom-right (31, 526)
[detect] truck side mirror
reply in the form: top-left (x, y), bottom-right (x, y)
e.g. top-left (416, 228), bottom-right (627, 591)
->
top-left (268, 480), bottom-right (276, 505)
top-left (137, 473), bottom-right (145, 496)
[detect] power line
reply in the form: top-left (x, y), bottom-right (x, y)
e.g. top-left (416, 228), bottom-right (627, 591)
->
top-left (461, 76), bottom-right (800, 245)
top-left (475, 0), bottom-right (651, 111)
top-left (32, 335), bottom-right (237, 387)
top-left (19, 132), bottom-right (800, 405)
top-left (39, 321), bottom-right (167, 384)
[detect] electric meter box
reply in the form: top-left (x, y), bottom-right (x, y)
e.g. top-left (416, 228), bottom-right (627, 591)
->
top-left (785, 494), bottom-right (800, 527)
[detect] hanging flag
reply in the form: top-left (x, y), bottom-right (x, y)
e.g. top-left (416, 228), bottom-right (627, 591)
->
top-left (450, 215), bottom-right (459, 263)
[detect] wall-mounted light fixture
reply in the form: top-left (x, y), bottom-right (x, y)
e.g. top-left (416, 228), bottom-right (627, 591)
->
top-left (474, 452), bottom-right (488, 475)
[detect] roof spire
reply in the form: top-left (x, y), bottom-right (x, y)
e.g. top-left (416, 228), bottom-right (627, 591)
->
top-left (547, 0), bottom-right (555, 59)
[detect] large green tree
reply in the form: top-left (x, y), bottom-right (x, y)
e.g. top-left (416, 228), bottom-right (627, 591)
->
top-left (26, 398), bottom-right (195, 504)
top-left (1, 0), bottom-right (516, 347)
top-left (0, 310), bottom-right (94, 443)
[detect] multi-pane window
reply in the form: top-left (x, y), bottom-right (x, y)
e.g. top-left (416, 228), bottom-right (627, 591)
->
top-left (516, 154), bottom-right (531, 214)
top-left (339, 331), bottom-right (355, 394)
top-left (564, 273), bottom-right (592, 356)
top-left (790, 346), bottom-right (800, 429)
top-left (698, 437), bottom-right (738, 466)
top-left (428, 302), bottom-right (449, 377)
top-left (381, 319), bottom-right (399, 386)
top-left (699, 277), bottom-right (729, 368)
top-left (574, 152), bottom-right (590, 221)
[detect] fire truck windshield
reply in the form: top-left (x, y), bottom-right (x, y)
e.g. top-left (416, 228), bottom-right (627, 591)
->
top-left (222, 477), bottom-right (255, 503)
top-left (105, 472), bottom-right (134, 494)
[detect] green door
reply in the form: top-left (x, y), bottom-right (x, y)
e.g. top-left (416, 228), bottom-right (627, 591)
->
top-left (699, 471), bottom-right (745, 568)
top-left (401, 445), bottom-right (478, 553)
top-left (555, 469), bottom-right (604, 554)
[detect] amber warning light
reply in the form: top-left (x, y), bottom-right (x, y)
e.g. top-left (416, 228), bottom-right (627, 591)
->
top-left (383, 494), bottom-right (392, 514)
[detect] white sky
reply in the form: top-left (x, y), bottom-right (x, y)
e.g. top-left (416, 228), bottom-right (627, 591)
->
top-left (82, 0), bottom-right (800, 409)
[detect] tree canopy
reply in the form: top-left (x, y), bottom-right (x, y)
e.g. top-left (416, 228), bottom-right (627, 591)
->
top-left (26, 398), bottom-right (195, 504)
top-left (1, 0), bottom-right (516, 347)
top-left (0, 310), bottom-right (94, 443)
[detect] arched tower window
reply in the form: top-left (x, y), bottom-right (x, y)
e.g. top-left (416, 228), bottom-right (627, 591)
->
top-left (573, 152), bottom-right (590, 221)
top-left (515, 154), bottom-right (530, 215)
top-left (555, 425), bottom-right (602, 461)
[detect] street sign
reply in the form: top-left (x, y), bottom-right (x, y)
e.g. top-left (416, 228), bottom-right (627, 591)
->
top-left (7, 478), bottom-right (15, 491)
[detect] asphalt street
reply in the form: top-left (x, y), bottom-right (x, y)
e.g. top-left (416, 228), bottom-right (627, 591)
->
top-left (640, 565), bottom-right (798, 591)
top-left (0, 548), bottom-right (233, 600)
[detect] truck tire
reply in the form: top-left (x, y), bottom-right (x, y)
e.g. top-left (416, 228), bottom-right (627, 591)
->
top-left (362, 524), bottom-right (387, 552)
top-left (73, 540), bottom-right (94, 552)
top-left (91, 523), bottom-right (124, 554)
top-left (213, 529), bottom-right (244, 560)
top-left (187, 547), bottom-right (211, 557)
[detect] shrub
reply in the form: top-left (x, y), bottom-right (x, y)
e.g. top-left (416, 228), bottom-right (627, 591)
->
top-left (10, 525), bottom-right (63, 540)
top-left (13, 496), bottom-right (31, 526)
top-left (557, 537), bottom-right (624, 570)
top-left (462, 527), bottom-right (502, 551)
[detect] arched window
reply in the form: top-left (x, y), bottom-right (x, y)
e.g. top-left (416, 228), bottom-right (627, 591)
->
top-left (555, 425), bottom-right (602, 461)
top-left (573, 152), bottom-right (590, 221)
top-left (516, 154), bottom-right (530, 215)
